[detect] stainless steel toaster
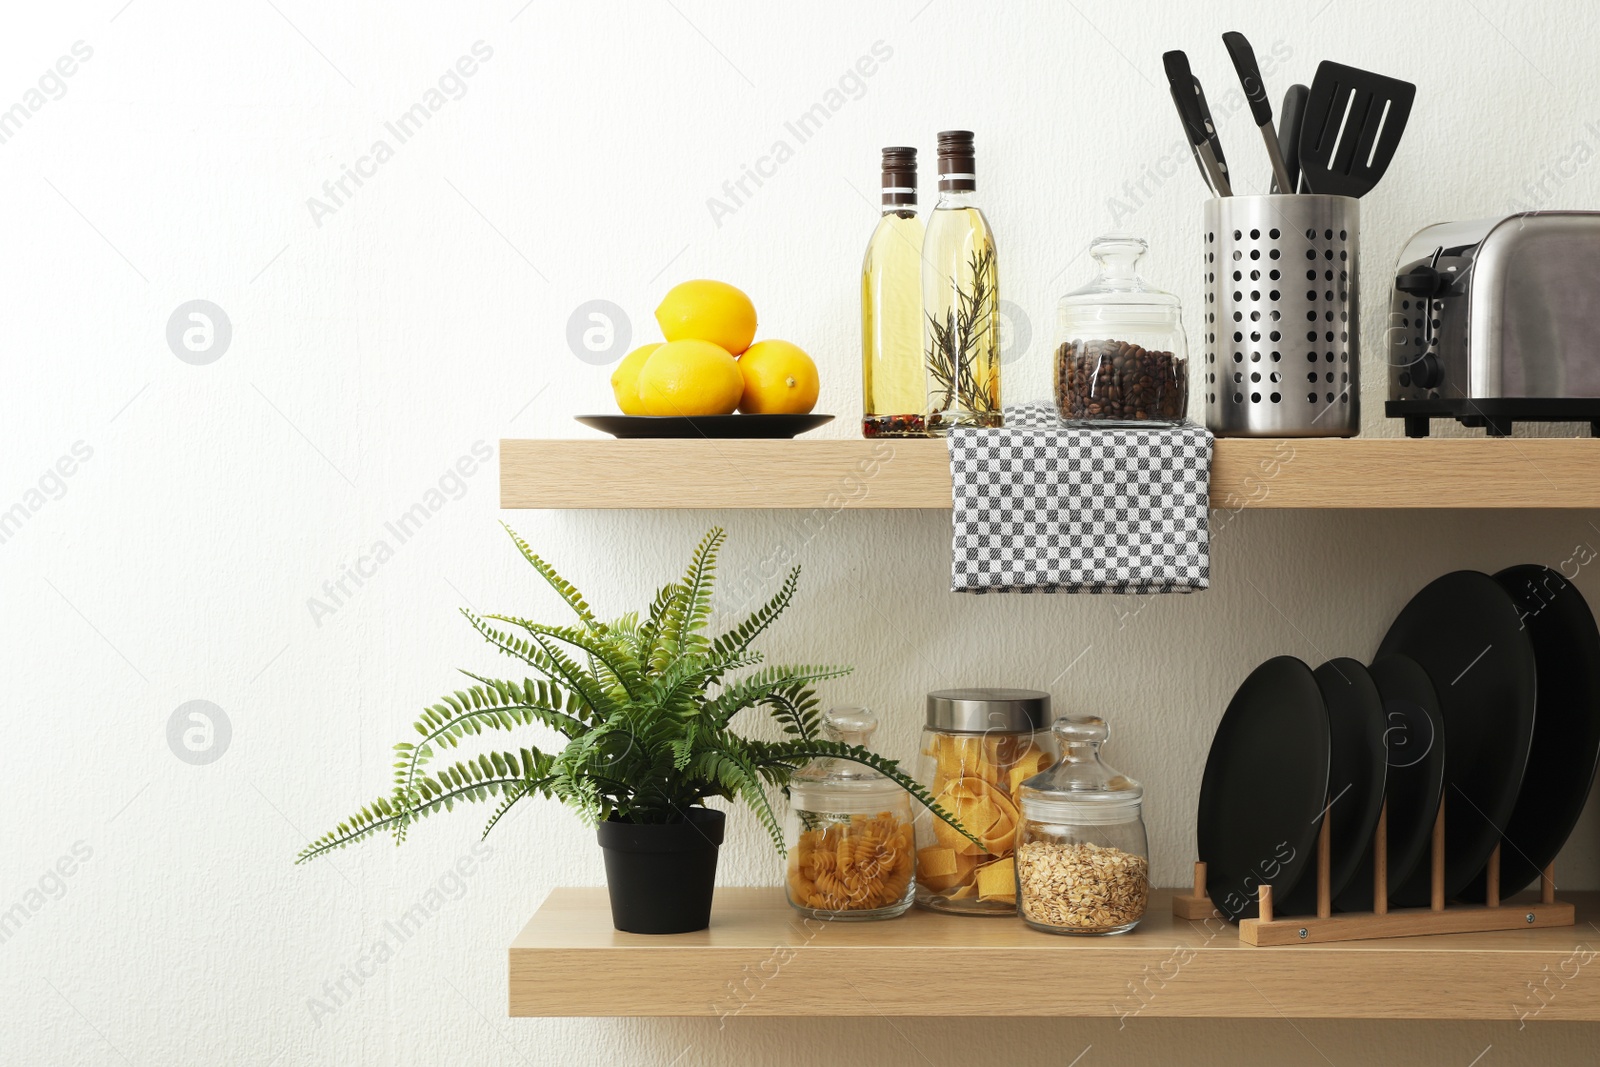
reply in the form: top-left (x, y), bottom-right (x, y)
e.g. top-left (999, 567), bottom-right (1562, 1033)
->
top-left (1385, 211), bottom-right (1600, 437)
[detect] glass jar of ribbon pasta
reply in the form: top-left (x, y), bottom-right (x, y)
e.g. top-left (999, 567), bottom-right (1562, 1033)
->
top-left (785, 707), bottom-right (917, 921)
top-left (913, 689), bottom-right (1055, 915)
top-left (1016, 715), bottom-right (1148, 935)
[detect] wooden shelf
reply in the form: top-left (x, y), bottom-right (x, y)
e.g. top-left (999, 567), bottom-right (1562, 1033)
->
top-left (508, 887), bottom-right (1600, 1019)
top-left (500, 437), bottom-right (1600, 509)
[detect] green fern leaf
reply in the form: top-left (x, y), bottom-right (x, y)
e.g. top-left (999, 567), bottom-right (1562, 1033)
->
top-left (298, 748), bottom-right (555, 863)
top-left (500, 522), bottom-right (607, 633)
top-left (694, 741), bottom-right (784, 852)
top-left (702, 664), bottom-right (851, 729)
top-left (711, 565), bottom-right (799, 661)
top-left (461, 610), bottom-right (614, 717)
top-left (485, 614), bottom-right (643, 697)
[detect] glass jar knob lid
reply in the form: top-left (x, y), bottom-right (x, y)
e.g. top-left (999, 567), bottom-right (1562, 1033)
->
top-left (1087, 234), bottom-right (1149, 290)
top-left (1059, 233), bottom-right (1181, 315)
top-left (791, 707), bottom-right (902, 803)
top-left (1019, 715), bottom-right (1143, 822)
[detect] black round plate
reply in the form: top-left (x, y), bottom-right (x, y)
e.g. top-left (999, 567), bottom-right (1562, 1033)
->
top-left (1198, 656), bottom-right (1330, 922)
top-left (1377, 571), bottom-right (1537, 906)
top-left (1280, 659), bottom-right (1386, 915)
top-left (1458, 565), bottom-right (1600, 900)
top-left (1336, 653), bottom-right (1446, 912)
top-left (575, 414), bottom-right (835, 439)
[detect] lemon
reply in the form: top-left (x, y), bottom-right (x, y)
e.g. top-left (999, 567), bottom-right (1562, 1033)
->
top-left (610, 343), bottom-right (661, 415)
top-left (655, 280), bottom-right (758, 355)
top-left (736, 340), bottom-right (819, 414)
top-left (637, 339), bottom-right (744, 416)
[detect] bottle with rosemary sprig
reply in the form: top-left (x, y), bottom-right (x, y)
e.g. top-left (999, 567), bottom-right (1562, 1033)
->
top-left (922, 130), bottom-right (1001, 433)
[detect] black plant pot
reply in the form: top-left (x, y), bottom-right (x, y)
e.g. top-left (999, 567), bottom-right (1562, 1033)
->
top-left (596, 807), bottom-right (725, 934)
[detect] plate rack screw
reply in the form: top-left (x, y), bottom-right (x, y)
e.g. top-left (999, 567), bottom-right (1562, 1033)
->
top-left (1298, 928), bottom-right (1308, 939)
top-left (1526, 913), bottom-right (1536, 924)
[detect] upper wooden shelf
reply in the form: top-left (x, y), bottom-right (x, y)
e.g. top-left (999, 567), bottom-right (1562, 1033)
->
top-left (500, 437), bottom-right (1600, 510)
top-left (509, 887), bottom-right (1600, 1019)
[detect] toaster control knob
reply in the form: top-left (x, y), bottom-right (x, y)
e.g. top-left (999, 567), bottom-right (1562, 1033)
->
top-left (1410, 353), bottom-right (1442, 389)
top-left (1396, 265), bottom-right (1446, 297)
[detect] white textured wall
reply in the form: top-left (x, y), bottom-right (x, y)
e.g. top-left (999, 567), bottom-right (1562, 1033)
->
top-left (4, 1), bottom-right (1599, 1063)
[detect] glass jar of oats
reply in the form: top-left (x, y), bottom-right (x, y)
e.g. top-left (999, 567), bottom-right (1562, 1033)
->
top-left (1015, 715), bottom-right (1149, 935)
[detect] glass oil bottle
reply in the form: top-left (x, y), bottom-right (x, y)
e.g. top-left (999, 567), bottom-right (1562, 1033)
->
top-left (923, 130), bottom-right (1001, 433)
top-left (861, 147), bottom-right (928, 437)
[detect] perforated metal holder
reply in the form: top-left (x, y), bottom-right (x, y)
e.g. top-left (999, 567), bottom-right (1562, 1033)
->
top-left (1203, 195), bottom-right (1360, 437)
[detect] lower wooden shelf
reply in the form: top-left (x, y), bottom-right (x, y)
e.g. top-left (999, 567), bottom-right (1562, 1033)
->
top-left (500, 437), bottom-right (1600, 510)
top-left (508, 887), bottom-right (1600, 1020)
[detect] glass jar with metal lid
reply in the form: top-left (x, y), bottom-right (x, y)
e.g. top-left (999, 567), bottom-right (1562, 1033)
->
top-left (785, 707), bottom-right (916, 920)
top-left (913, 688), bottom-right (1056, 914)
top-left (1016, 715), bottom-right (1149, 935)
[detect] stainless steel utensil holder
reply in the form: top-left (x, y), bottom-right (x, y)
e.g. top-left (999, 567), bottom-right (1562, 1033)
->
top-left (1203, 195), bottom-right (1360, 437)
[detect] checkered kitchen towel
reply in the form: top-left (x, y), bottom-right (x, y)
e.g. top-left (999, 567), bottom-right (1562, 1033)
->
top-left (948, 403), bottom-right (1213, 593)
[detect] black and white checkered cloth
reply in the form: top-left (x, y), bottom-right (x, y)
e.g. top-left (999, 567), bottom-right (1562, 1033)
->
top-left (948, 403), bottom-right (1213, 594)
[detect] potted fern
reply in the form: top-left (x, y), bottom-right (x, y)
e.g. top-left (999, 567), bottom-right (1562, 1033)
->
top-left (298, 524), bottom-right (970, 933)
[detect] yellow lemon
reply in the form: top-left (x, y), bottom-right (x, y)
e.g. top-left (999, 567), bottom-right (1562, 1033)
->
top-left (736, 340), bottom-right (819, 414)
top-left (637, 339), bottom-right (744, 416)
top-left (610, 343), bottom-right (660, 415)
top-left (655, 280), bottom-right (758, 355)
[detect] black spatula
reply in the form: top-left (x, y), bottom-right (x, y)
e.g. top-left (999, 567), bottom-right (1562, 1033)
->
top-left (1298, 60), bottom-right (1415, 197)
top-left (1275, 83), bottom-right (1309, 192)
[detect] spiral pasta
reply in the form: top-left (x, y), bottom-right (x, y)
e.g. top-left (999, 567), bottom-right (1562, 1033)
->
top-left (786, 811), bottom-right (914, 913)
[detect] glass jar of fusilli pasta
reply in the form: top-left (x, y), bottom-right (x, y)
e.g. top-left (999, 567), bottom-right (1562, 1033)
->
top-left (785, 707), bottom-right (916, 921)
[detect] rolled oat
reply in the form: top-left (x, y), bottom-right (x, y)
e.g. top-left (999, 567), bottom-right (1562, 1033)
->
top-left (1016, 839), bottom-right (1149, 933)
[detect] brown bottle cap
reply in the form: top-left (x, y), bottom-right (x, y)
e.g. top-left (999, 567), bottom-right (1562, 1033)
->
top-left (880, 146), bottom-right (917, 207)
top-left (936, 130), bottom-right (976, 192)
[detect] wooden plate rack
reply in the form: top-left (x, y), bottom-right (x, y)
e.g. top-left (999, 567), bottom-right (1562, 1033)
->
top-left (1172, 799), bottom-right (1575, 945)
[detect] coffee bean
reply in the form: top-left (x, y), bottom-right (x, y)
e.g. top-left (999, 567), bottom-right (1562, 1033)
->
top-left (1055, 339), bottom-right (1187, 423)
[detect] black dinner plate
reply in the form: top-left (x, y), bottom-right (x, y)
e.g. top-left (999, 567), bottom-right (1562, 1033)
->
top-left (1279, 658), bottom-right (1387, 915)
top-left (575, 414), bottom-right (835, 439)
top-left (1335, 653), bottom-right (1446, 912)
top-left (1458, 565), bottom-right (1600, 900)
top-left (1377, 570), bottom-right (1537, 907)
top-left (1198, 656), bottom-right (1330, 922)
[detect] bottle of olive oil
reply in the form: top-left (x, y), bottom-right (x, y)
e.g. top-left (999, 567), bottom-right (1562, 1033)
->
top-left (861, 147), bottom-right (928, 438)
top-left (923, 130), bottom-right (1000, 432)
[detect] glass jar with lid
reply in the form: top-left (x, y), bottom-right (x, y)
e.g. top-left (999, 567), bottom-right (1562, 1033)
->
top-left (914, 689), bottom-right (1056, 914)
top-left (1016, 715), bottom-right (1149, 935)
top-left (785, 707), bottom-right (916, 920)
top-left (1055, 234), bottom-right (1189, 425)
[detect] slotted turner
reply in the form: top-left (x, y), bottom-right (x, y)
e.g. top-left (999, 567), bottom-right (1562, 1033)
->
top-left (1299, 60), bottom-right (1415, 197)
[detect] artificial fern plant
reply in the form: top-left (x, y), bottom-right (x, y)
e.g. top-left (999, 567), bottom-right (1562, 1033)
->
top-left (297, 524), bottom-right (975, 863)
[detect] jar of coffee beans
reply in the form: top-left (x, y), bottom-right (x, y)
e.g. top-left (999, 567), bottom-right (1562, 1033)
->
top-left (1055, 235), bottom-right (1189, 426)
